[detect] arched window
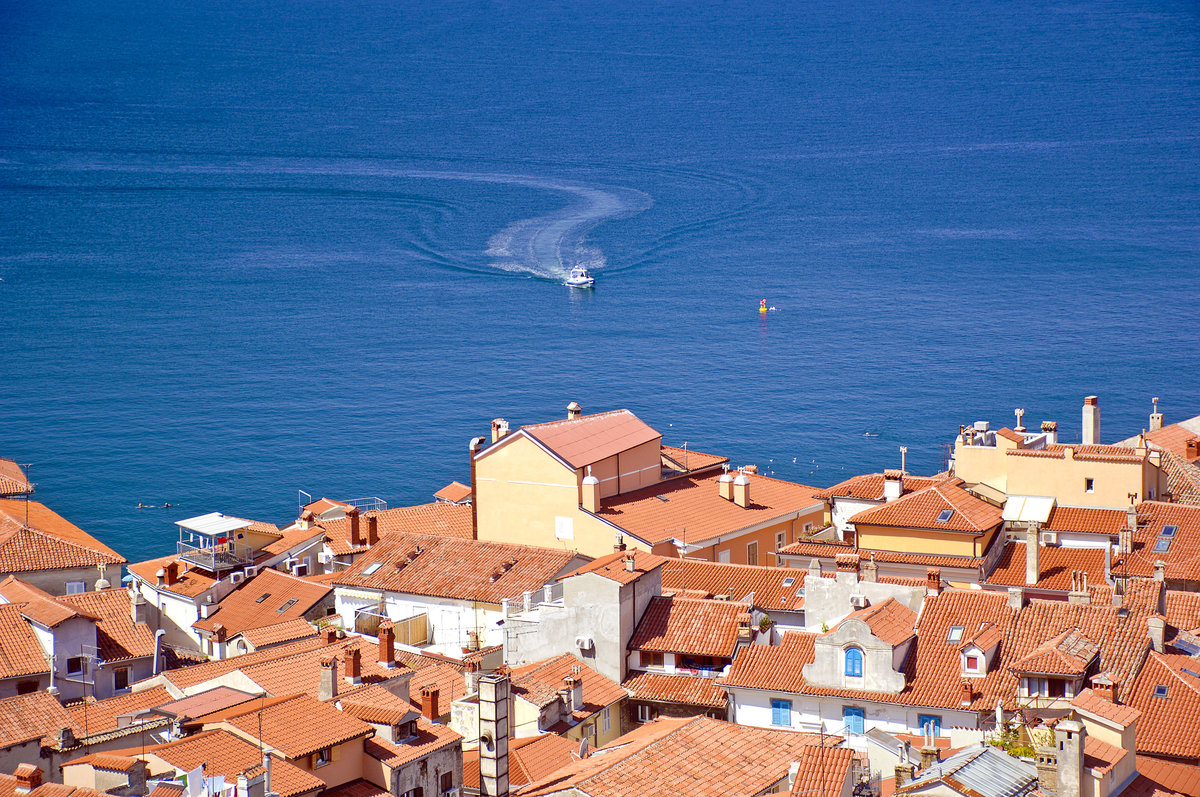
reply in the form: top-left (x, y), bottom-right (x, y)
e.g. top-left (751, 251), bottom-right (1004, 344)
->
top-left (845, 647), bottom-right (863, 677)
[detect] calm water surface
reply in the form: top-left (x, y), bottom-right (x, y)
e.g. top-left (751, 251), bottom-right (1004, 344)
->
top-left (1, 0), bottom-right (1198, 559)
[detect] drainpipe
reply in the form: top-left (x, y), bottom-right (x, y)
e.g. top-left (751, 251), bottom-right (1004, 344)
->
top-left (153, 629), bottom-right (166, 675)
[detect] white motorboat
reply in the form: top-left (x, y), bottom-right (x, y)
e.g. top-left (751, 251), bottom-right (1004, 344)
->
top-left (565, 266), bottom-right (595, 288)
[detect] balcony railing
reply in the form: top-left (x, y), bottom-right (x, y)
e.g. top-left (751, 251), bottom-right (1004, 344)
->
top-left (176, 539), bottom-right (253, 573)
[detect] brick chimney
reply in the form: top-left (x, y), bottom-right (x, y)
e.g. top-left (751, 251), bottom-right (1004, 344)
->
top-left (319, 656), bottom-right (338, 701)
top-left (1082, 396), bottom-right (1100, 445)
top-left (165, 560), bottom-right (180, 587)
top-left (959, 681), bottom-right (972, 706)
top-left (378, 621), bottom-right (395, 668)
top-left (614, 534), bottom-right (627, 553)
top-left (491, 418), bottom-right (509, 443)
top-left (343, 647), bottom-right (362, 684)
top-left (421, 685), bottom-right (441, 722)
top-left (1187, 439), bottom-right (1200, 461)
top-left (567, 401), bottom-right (582, 420)
top-left (347, 507), bottom-right (362, 547)
top-left (1090, 673), bottom-right (1118, 703)
top-left (14, 764), bottom-right (41, 795)
top-left (366, 514), bottom-right (379, 546)
top-left (894, 761), bottom-right (915, 790)
top-left (732, 471), bottom-right (750, 507)
top-left (736, 612), bottom-right (754, 644)
top-left (322, 626), bottom-right (338, 644)
top-left (926, 568), bottom-right (941, 597)
top-left (1036, 749), bottom-right (1058, 795)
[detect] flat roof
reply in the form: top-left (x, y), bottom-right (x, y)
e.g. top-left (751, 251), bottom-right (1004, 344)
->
top-left (175, 512), bottom-right (253, 536)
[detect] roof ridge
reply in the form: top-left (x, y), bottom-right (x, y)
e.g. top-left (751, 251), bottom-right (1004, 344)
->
top-left (1155, 652), bottom-right (1200, 695)
top-left (522, 409), bottom-right (632, 431)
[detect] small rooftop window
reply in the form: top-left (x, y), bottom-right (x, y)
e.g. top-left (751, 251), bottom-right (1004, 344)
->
top-left (362, 562), bottom-right (383, 576)
top-left (1154, 538), bottom-right (1172, 553)
top-left (255, 593), bottom-right (271, 604)
top-left (1161, 525), bottom-right (1178, 538)
top-left (277, 598), bottom-right (298, 613)
top-left (1154, 684), bottom-right (1169, 699)
top-left (947, 626), bottom-right (964, 644)
top-left (782, 577), bottom-right (795, 588)
top-left (1183, 667), bottom-right (1200, 680)
top-left (936, 510), bottom-right (954, 523)
top-left (655, 495), bottom-right (670, 502)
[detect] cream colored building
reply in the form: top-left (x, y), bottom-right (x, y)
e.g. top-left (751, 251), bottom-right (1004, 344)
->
top-left (472, 404), bottom-right (822, 561)
top-left (952, 397), bottom-right (1167, 509)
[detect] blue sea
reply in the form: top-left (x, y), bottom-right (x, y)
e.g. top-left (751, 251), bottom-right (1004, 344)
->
top-left (1, 0), bottom-right (1198, 562)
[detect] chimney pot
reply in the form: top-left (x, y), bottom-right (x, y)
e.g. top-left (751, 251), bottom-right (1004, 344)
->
top-left (1082, 396), bottom-right (1101, 445)
top-left (718, 472), bottom-right (734, 501)
top-left (491, 418), bottom-right (510, 443)
top-left (567, 401), bottom-right (582, 420)
top-left (1026, 527), bottom-right (1040, 586)
top-left (582, 468), bottom-right (601, 513)
top-left (926, 568), bottom-right (941, 597)
top-left (378, 621), bottom-right (395, 668)
top-left (343, 646), bottom-right (362, 684)
top-left (347, 507), bottom-right (362, 547)
top-left (732, 471), bottom-right (750, 507)
top-left (421, 685), bottom-right (441, 722)
top-left (318, 656), bottom-right (338, 701)
top-left (366, 514), bottom-right (378, 546)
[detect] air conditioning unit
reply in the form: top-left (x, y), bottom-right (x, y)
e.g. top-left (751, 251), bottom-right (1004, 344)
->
top-left (1039, 531), bottom-right (1059, 546)
top-left (284, 558), bottom-right (298, 570)
top-left (849, 594), bottom-right (868, 609)
top-left (229, 572), bottom-right (245, 584)
top-left (575, 636), bottom-right (595, 651)
top-left (244, 566), bottom-right (260, 578)
top-left (442, 789), bottom-right (460, 797)
top-left (317, 551), bottom-right (333, 565)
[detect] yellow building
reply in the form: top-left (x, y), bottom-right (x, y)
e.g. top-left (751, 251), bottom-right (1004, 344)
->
top-left (952, 397), bottom-right (1167, 509)
top-left (847, 476), bottom-right (1004, 559)
top-left (472, 405), bottom-right (823, 561)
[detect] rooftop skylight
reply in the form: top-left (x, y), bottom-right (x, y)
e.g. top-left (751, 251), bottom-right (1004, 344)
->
top-left (362, 562), bottom-right (383, 576)
top-left (936, 509), bottom-right (954, 523)
top-left (782, 577), bottom-right (795, 587)
top-left (1154, 684), bottom-right (1169, 699)
top-left (255, 593), bottom-right (270, 604)
top-left (1161, 525), bottom-right (1178, 538)
top-left (947, 626), bottom-right (964, 643)
top-left (277, 598), bottom-right (298, 613)
top-left (1154, 538), bottom-right (1172, 553)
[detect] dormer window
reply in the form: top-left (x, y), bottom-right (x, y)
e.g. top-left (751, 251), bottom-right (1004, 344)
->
top-left (314, 746), bottom-right (332, 767)
top-left (966, 655), bottom-right (980, 671)
top-left (947, 626), bottom-right (964, 644)
top-left (845, 647), bottom-right (863, 678)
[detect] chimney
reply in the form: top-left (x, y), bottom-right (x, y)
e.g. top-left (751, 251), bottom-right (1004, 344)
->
top-left (1153, 560), bottom-right (1166, 582)
top-left (343, 647), bottom-right (362, 684)
top-left (156, 568), bottom-right (166, 587)
top-left (919, 744), bottom-right (939, 770)
top-left (861, 555), bottom-right (878, 583)
top-left (13, 764), bottom-right (41, 795)
top-left (347, 507), bottom-right (362, 547)
top-left (1036, 748), bottom-right (1058, 796)
top-left (470, 436), bottom-right (486, 541)
top-left (378, 621), bottom-right (395, 668)
top-left (835, 553), bottom-right (859, 585)
top-left (581, 468), bottom-right (600, 513)
top-left (1026, 527), bottom-right (1040, 586)
top-left (563, 676), bottom-right (582, 713)
top-left (1042, 421), bottom-right (1058, 445)
top-left (1055, 719), bottom-right (1086, 797)
top-left (1007, 586), bottom-right (1025, 610)
top-left (926, 568), bottom-right (941, 597)
top-left (131, 590), bottom-right (148, 624)
top-left (298, 509), bottom-right (314, 530)
top-left (421, 685), bottom-right (441, 722)
top-left (732, 471), bottom-right (750, 507)
top-left (464, 660), bottom-right (481, 694)
top-left (883, 469), bottom-right (904, 501)
top-left (894, 761), bottom-right (915, 790)
top-left (1150, 397), bottom-right (1163, 432)
top-left (212, 623), bottom-right (227, 644)
top-left (491, 418), bottom-right (509, 444)
top-left (366, 514), bottom-right (378, 546)
top-left (624, 553), bottom-right (636, 572)
top-left (1082, 396), bottom-right (1100, 445)
top-left (319, 655), bottom-right (338, 700)
top-left (1187, 439), bottom-right (1200, 461)
top-left (165, 561), bottom-right (180, 587)
top-left (478, 673), bottom-right (510, 797)
top-left (262, 754), bottom-right (272, 796)
top-left (718, 471), bottom-right (734, 501)
top-left (567, 401), bottom-right (582, 420)
top-left (959, 681), bottom-right (972, 706)
top-left (1068, 571), bottom-right (1091, 605)
top-left (322, 626), bottom-right (338, 644)
top-left (614, 534), bottom-right (627, 553)
top-left (1121, 509), bottom-right (1135, 554)
top-left (1148, 616), bottom-right (1165, 653)
top-left (1090, 674), bottom-right (1118, 703)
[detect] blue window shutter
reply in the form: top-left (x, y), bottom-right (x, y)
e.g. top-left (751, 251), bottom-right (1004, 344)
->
top-left (845, 647), bottom-right (863, 677)
top-left (771, 699), bottom-right (791, 726)
top-left (843, 706), bottom-right (865, 735)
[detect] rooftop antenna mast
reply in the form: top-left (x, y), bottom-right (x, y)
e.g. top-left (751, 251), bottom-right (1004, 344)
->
top-left (899, 447), bottom-right (908, 474)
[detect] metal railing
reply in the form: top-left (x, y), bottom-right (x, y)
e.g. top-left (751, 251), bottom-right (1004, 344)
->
top-left (176, 539), bottom-right (253, 573)
top-left (346, 496), bottom-right (388, 513)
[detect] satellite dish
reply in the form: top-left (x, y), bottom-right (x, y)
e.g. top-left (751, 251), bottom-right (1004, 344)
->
top-left (578, 738), bottom-right (589, 759)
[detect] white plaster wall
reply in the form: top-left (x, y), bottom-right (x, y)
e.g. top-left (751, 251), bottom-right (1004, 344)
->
top-left (728, 687), bottom-right (979, 738)
top-left (803, 575), bottom-right (925, 633)
top-left (831, 499), bottom-right (879, 536)
top-left (335, 587), bottom-right (505, 651)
